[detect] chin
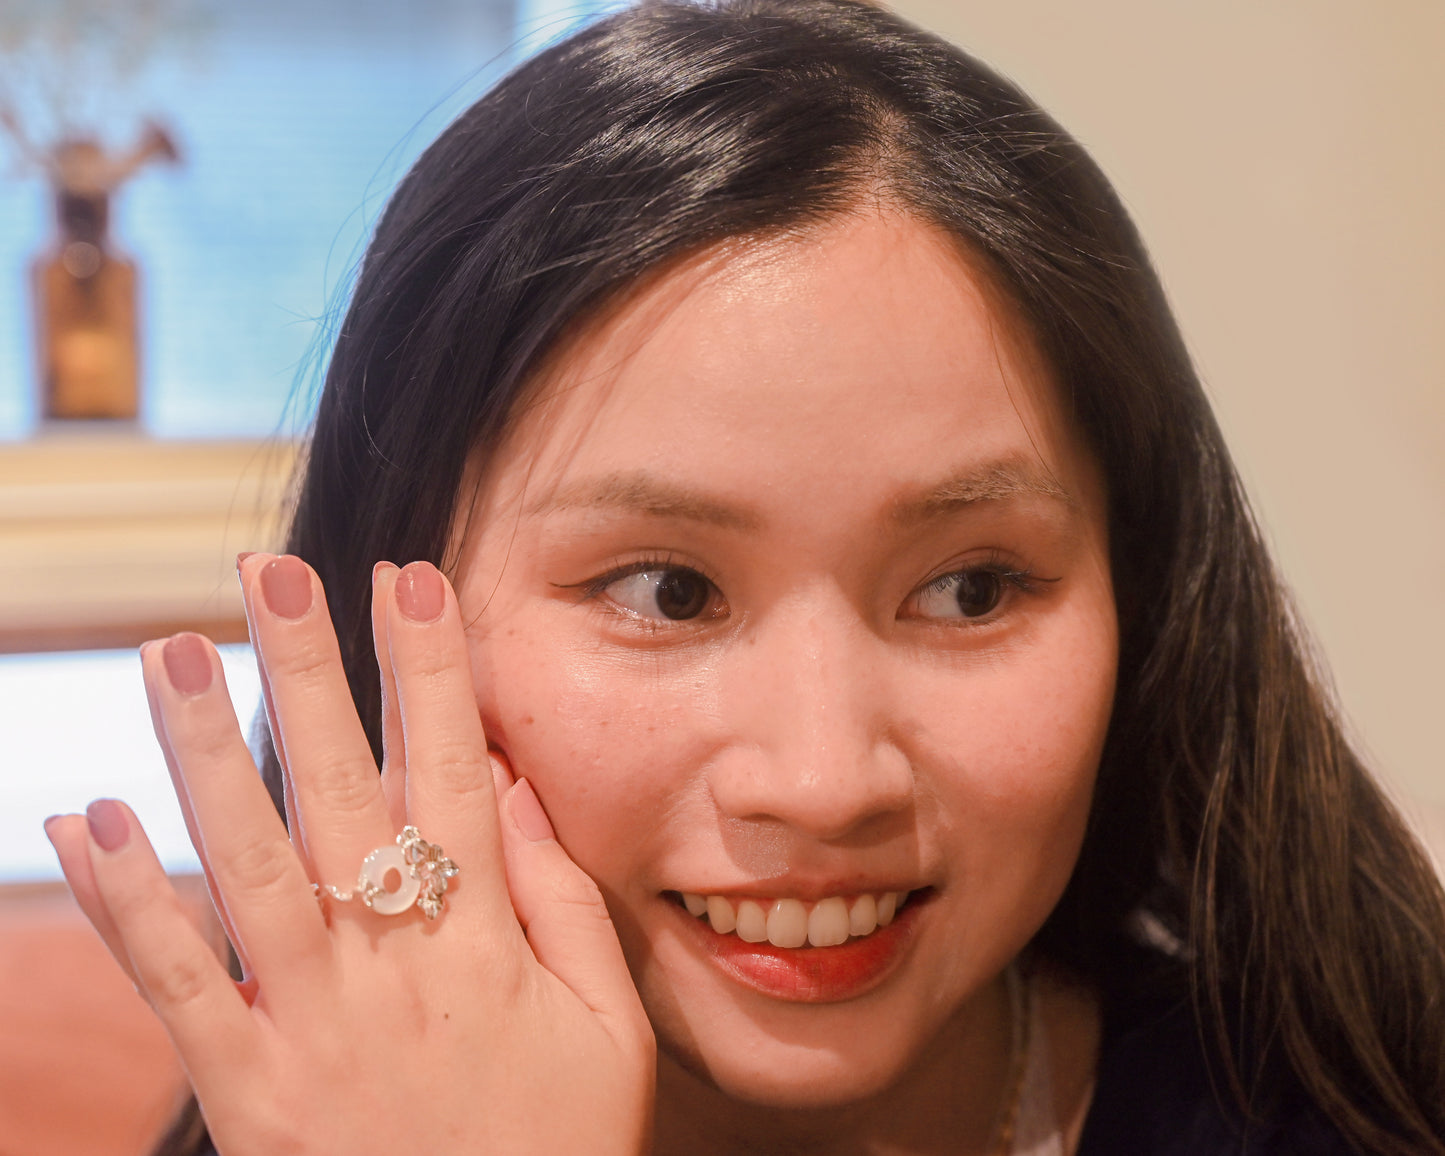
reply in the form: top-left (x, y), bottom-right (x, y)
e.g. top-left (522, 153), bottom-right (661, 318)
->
top-left (639, 942), bottom-right (979, 1114)
top-left (657, 1013), bottom-right (934, 1110)
top-left (623, 880), bottom-right (1017, 1115)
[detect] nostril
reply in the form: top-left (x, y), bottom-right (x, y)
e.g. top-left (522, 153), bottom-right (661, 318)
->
top-left (704, 744), bottom-right (914, 839)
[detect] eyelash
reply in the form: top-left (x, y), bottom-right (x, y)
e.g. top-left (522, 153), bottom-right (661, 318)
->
top-left (560, 554), bottom-right (729, 631)
top-left (919, 554), bottom-right (1047, 596)
top-left (567, 553), bottom-right (713, 601)
top-left (563, 550), bottom-right (1052, 628)
top-left (907, 553), bottom-right (1052, 623)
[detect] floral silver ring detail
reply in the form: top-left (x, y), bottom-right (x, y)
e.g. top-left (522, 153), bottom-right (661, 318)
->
top-left (313, 826), bottom-right (459, 920)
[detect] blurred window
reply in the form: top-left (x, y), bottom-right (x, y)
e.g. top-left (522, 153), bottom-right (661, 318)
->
top-left (0, 0), bottom-right (619, 439)
top-left (0, 1), bottom-right (621, 882)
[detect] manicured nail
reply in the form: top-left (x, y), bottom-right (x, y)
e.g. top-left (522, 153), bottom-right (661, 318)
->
top-left (508, 778), bottom-right (555, 843)
top-left (489, 753), bottom-right (514, 799)
top-left (396, 561), bottom-right (444, 623)
top-left (86, 799), bottom-right (130, 852)
top-left (261, 555), bottom-right (313, 619)
top-left (42, 814), bottom-right (63, 840)
top-left (236, 551), bottom-right (256, 573)
top-left (372, 560), bottom-right (398, 581)
top-left (162, 633), bottom-right (213, 695)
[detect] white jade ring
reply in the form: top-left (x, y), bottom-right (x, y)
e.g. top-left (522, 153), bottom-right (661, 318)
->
top-left (313, 826), bottom-right (459, 920)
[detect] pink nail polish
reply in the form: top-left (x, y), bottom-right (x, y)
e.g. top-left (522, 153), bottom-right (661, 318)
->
top-left (162, 633), bottom-right (213, 695)
top-left (489, 752), bottom-right (514, 798)
top-left (508, 778), bottom-right (555, 843)
top-left (42, 814), bottom-right (63, 839)
top-left (261, 555), bottom-right (313, 619)
top-left (235, 551), bottom-right (256, 573)
top-left (86, 799), bottom-right (129, 852)
top-left (396, 561), bottom-right (445, 623)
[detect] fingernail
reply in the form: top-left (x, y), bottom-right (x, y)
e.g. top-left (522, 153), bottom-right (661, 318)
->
top-left (396, 561), bottom-right (444, 623)
top-left (236, 551), bottom-right (255, 573)
top-left (372, 560), bottom-right (398, 581)
top-left (162, 633), bottom-right (213, 695)
top-left (86, 799), bottom-right (130, 852)
top-left (42, 814), bottom-right (63, 840)
top-left (489, 752), bottom-right (514, 798)
top-left (507, 778), bottom-right (555, 843)
top-left (261, 555), bottom-right (313, 619)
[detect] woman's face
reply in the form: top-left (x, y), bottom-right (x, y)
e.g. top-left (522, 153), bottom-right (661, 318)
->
top-left (453, 210), bottom-right (1117, 1108)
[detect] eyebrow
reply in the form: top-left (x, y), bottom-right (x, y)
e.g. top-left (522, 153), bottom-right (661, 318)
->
top-left (889, 460), bottom-right (1073, 526)
top-left (528, 459), bottom-right (1071, 532)
top-left (527, 472), bottom-right (763, 530)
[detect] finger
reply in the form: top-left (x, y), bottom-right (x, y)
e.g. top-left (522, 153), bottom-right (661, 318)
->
top-left (240, 553), bottom-right (393, 885)
top-left (491, 749), bottom-right (516, 796)
top-left (139, 639), bottom-right (249, 971)
top-left (79, 798), bottom-right (259, 1070)
top-left (385, 562), bottom-right (500, 866)
top-left (237, 553), bottom-right (300, 843)
top-left (370, 561), bottom-right (406, 829)
top-left (46, 812), bottom-right (139, 988)
top-left (499, 779), bottom-right (648, 1038)
top-left (147, 633), bottom-right (330, 987)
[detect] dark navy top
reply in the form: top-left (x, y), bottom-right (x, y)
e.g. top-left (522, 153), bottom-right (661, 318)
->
top-left (1077, 994), bottom-right (1355, 1155)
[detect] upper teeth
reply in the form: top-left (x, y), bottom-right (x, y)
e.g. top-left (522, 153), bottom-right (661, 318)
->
top-left (679, 891), bottom-right (908, 948)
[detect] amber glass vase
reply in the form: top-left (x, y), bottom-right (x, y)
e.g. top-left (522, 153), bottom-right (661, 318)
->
top-left (34, 189), bottom-right (140, 421)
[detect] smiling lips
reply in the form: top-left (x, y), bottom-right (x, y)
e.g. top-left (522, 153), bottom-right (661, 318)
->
top-left (678, 890), bottom-right (910, 948)
top-left (670, 889), bottom-right (923, 1003)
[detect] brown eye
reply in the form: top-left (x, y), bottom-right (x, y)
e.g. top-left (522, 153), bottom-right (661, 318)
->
top-left (605, 568), bottom-right (717, 620)
top-left (653, 570), bottom-right (710, 619)
top-left (912, 568), bottom-right (1007, 619)
top-left (952, 570), bottom-right (1002, 617)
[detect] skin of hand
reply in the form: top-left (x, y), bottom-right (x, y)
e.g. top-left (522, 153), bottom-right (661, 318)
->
top-left (45, 553), bottom-right (655, 1155)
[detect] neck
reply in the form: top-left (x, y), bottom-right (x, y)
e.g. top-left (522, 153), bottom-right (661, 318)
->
top-left (651, 975), bottom-right (1015, 1156)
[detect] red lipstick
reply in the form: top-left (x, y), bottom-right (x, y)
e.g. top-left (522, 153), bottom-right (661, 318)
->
top-left (669, 895), bottom-right (924, 1003)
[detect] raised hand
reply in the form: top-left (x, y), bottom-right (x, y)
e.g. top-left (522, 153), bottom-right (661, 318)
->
top-left (46, 555), bottom-right (655, 1154)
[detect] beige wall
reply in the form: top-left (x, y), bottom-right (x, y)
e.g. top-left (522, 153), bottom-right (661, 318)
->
top-left (892, 1), bottom-right (1445, 815)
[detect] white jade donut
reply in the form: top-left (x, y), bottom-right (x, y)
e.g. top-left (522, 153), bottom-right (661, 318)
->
top-left (359, 844), bottom-right (421, 915)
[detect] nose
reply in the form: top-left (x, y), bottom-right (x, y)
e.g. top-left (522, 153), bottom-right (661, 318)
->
top-left (707, 593), bottom-right (914, 841)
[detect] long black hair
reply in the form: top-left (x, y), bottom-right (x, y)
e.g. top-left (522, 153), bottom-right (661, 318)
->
top-left (164, 2), bottom-right (1445, 1152)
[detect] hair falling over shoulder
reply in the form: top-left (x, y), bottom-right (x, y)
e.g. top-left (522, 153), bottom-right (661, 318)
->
top-left (157, 2), bottom-right (1444, 1152)
top-left (1061, 435), bottom-right (1445, 1153)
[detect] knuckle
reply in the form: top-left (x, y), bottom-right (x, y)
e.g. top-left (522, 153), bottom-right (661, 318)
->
top-left (402, 646), bottom-right (455, 683)
top-left (398, 659), bottom-right (474, 716)
top-left (298, 755), bottom-right (381, 813)
top-left (103, 877), bottom-right (162, 927)
top-left (177, 718), bottom-right (242, 767)
top-left (549, 873), bottom-right (614, 926)
top-left (144, 945), bottom-right (215, 1013)
top-left (264, 635), bottom-right (336, 690)
top-left (419, 735), bottom-right (487, 782)
top-left (218, 834), bottom-right (296, 895)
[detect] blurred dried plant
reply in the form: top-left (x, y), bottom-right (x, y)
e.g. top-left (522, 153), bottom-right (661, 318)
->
top-left (0, 0), bottom-right (210, 173)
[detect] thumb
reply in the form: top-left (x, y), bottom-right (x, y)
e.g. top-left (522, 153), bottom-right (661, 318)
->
top-left (499, 778), bottom-right (646, 1035)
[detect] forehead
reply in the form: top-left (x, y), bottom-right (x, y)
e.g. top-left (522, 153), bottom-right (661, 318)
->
top-left (476, 210), bottom-right (1092, 525)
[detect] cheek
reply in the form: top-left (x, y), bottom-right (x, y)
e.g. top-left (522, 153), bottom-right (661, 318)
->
top-left (917, 614), bottom-right (1117, 927)
top-left (466, 627), bottom-right (717, 882)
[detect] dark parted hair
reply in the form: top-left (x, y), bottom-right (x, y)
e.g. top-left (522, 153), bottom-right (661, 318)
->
top-left (159, 2), bottom-right (1445, 1152)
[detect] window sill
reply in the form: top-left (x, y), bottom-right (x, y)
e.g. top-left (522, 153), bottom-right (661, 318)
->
top-left (0, 426), bottom-right (299, 653)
